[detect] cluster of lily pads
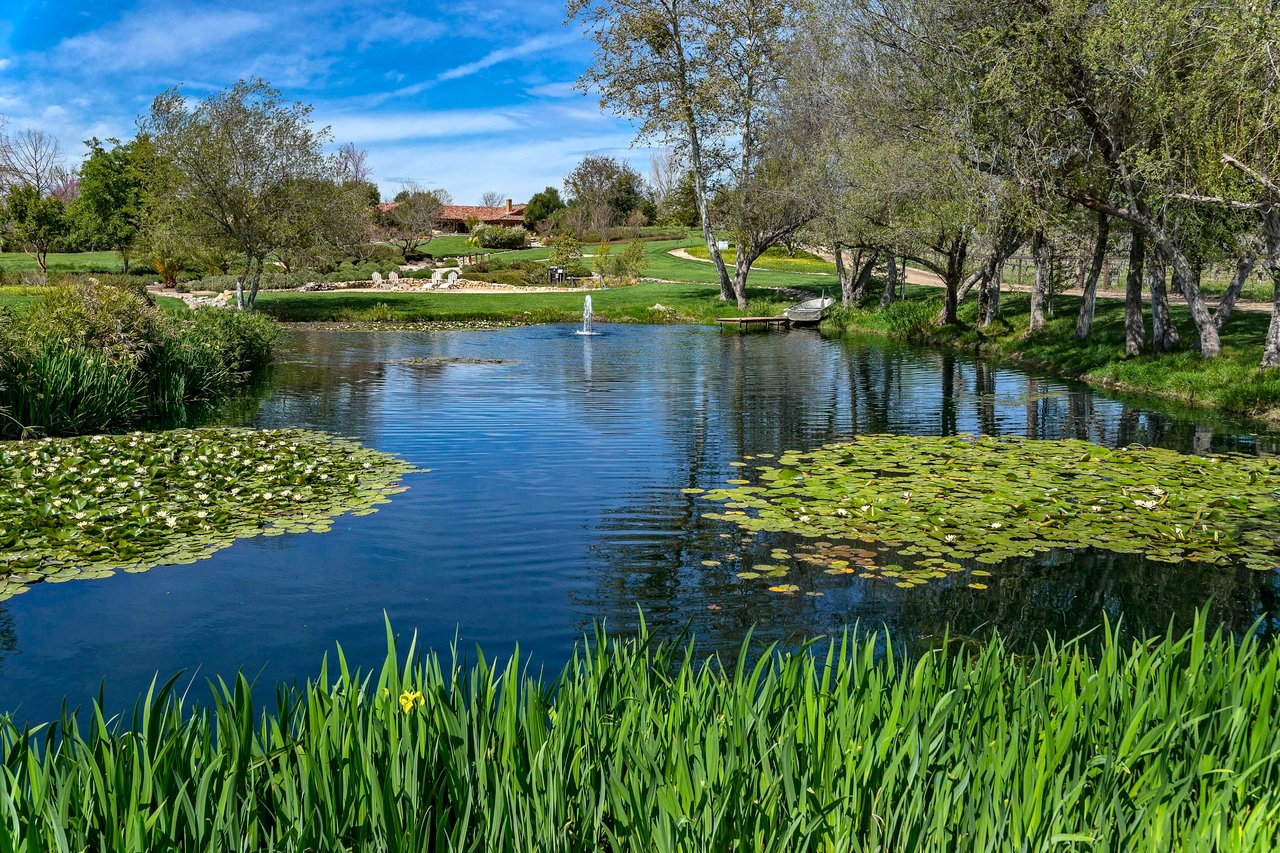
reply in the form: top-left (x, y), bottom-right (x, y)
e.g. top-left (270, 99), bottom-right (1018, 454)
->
top-left (0, 428), bottom-right (421, 599)
top-left (695, 435), bottom-right (1280, 590)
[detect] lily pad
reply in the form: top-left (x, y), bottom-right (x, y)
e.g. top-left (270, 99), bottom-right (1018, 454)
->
top-left (701, 434), bottom-right (1280, 588)
top-left (0, 428), bottom-right (421, 586)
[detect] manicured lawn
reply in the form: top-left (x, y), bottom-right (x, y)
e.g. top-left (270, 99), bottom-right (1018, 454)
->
top-left (684, 244), bottom-right (838, 274)
top-left (419, 235), bottom-right (500, 258)
top-left (0, 286), bottom-right (188, 314)
top-left (256, 279), bottom-right (814, 324)
top-left (0, 251), bottom-right (127, 273)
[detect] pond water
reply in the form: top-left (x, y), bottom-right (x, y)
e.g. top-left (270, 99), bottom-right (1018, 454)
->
top-left (1, 324), bottom-right (1278, 724)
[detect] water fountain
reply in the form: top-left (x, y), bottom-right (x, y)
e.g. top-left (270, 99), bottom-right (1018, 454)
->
top-left (575, 294), bottom-right (600, 335)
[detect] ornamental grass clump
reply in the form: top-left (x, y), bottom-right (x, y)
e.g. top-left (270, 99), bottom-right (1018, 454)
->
top-left (0, 427), bottom-right (421, 595)
top-left (0, 616), bottom-right (1277, 850)
top-left (0, 282), bottom-right (278, 436)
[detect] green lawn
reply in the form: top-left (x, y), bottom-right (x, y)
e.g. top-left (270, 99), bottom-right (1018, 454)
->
top-left (256, 279), bottom-right (810, 325)
top-left (684, 244), bottom-right (838, 275)
top-left (0, 251), bottom-right (127, 274)
top-left (0, 286), bottom-right (188, 314)
top-left (419, 235), bottom-right (501, 258)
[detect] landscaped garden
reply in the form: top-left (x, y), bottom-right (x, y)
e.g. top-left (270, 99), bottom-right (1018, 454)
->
top-left (1, 0), bottom-right (1278, 845)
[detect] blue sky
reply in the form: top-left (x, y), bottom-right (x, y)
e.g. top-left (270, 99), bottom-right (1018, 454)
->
top-left (0, 0), bottom-right (657, 203)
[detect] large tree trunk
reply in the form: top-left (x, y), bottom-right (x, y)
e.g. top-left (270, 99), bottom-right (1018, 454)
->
top-left (940, 237), bottom-right (968, 325)
top-left (880, 255), bottom-right (898, 308)
top-left (246, 257), bottom-right (265, 310)
top-left (1263, 210), bottom-right (1280, 368)
top-left (235, 256), bottom-right (252, 311)
top-left (1212, 255), bottom-right (1256, 331)
top-left (979, 261), bottom-right (1003, 328)
top-left (851, 251), bottom-right (877, 303)
top-left (1029, 228), bottom-right (1049, 333)
top-left (1075, 212), bottom-right (1109, 339)
top-left (1264, 268), bottom-right (1280, 368)
top-left (1124, 233), bottom-right (1145, 357)
top-left (834, 243), bottom-right (851, 305)
top-left (731, 252), bottom-right (750, 311)
top-left (1147, 251), bottom-right (1179, 353)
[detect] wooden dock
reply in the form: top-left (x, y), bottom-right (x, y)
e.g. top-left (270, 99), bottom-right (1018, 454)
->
top-left (716, 316), bottom-right (790, 330)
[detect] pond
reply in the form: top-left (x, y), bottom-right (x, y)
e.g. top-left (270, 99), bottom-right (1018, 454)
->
top-left (1, 324), bottom-right (1278, 724)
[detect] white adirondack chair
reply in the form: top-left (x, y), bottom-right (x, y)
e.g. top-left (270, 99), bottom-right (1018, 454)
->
top-left (372, 271), bottom-right (383, 287)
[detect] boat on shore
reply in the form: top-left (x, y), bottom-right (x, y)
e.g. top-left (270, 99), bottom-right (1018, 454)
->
top-left (783, 295), bottom-right (836, 325)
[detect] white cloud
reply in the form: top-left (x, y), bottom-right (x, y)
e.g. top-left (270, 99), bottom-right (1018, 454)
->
top-left (323, 109), bottom-right (524, 144)
top-left (55, 8), bottom-right (268, 71)
top-left (356, 12), bottom-right (445, 46)
top-left (525, 81), bottom-right (581, 99)
top-left (0, 58), bottom-right (12, 73)
top-left (437, 32), bottom-right (578, 82)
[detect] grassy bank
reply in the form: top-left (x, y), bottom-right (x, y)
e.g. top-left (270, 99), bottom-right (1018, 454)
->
top-left (0, 284), bottom-right (275, 437)
top-left (1, 618), bottom-right (1276, 850)
top-left (255, 280), bottom-right (807, 325)
top-left (827, 289), bottom-right (1280, 422)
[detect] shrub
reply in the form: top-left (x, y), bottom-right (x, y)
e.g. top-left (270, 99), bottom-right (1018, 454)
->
top-left (22, 282), bottom-right (161, 364)
top-left (0, 283), bottom-right (277, 436)
top-left (468, 224), bottom-right (529, 249)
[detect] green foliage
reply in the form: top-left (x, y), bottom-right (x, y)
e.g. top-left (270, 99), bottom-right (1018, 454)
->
top-left (0, 283), bottom-right (277, 436)
top-left (546, 234), bottom-right (583, 269)
top-left (71, 137), bottom-right (149, 267)
top-left (523, 186), bottom-right (567, 229)
top-left (468, 224), bottom-right (529, 250)
top-left (1, 617), bottom-right (1279, 849)
top-left (0, 428), bottom-right (419, 590)
top-left (1, 185), bottom-right (70, 272)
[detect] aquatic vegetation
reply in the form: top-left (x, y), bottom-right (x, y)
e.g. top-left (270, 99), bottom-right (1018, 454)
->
top-left (702, 434), bottom-right (1280, 588)
top-left (1, 617), bottom-right (1278, 850)
top-left (395, 356), bottom-right (517, 366)
top-left (0, 428), bottom-right (421, 595)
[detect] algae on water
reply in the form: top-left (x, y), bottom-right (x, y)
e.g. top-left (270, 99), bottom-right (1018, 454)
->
top-left (0, 428), bottom-right (422, 597)
top-left (701, 434), bottom-right (1280, 589)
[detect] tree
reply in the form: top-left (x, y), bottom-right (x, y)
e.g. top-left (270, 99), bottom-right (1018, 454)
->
top-left (662, 172), bottom-right (699, 227)
top-left (571, 0), bottom-right (797, 305)
top-left (563, 155), bottom-right (646, 234)
top-left (524, 186), bottom-right (567, 230)
top-left (72, 137), bottom-right (149, 271)
top-left (1, 129), bottom-right (63, 195)
top-left (2, 184), bottom-right (69, 272)
top-left (143, 78), bottom-right (334, 309)
top-left (547, 233), bottom-right (584, 269)
top-left (335, 142), bottom-right (372, 184)
top-left (379, 184), bottom-right (446, 258)
top-left (479, 191), bottom-right (506, 208)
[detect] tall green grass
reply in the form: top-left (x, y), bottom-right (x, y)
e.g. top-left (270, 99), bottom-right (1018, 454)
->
top-left (1, 616), bottom-right (1277, 850)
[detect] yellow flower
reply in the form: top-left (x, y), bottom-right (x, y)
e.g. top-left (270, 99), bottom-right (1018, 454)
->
top-left (398, 689), bottom-right (424, 714)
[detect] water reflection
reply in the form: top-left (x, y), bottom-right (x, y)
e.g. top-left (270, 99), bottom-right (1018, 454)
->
top-left (0, 324), bottom-right (1275, 725)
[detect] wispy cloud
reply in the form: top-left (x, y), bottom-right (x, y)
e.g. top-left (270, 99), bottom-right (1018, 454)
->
top-left (0, 58), bottom-right (12, 73)
top-left (323, 109), bottom-right (524, 144)
top-left (525, 81), bottom-right (581, 99)
top-left (437, 32), bottom-right (577, 82)
top-left (54, 8), bottom-right (269, 71)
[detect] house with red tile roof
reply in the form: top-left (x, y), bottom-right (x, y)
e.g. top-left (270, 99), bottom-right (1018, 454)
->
top-left (379, 198), bottom-right (528, 233)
